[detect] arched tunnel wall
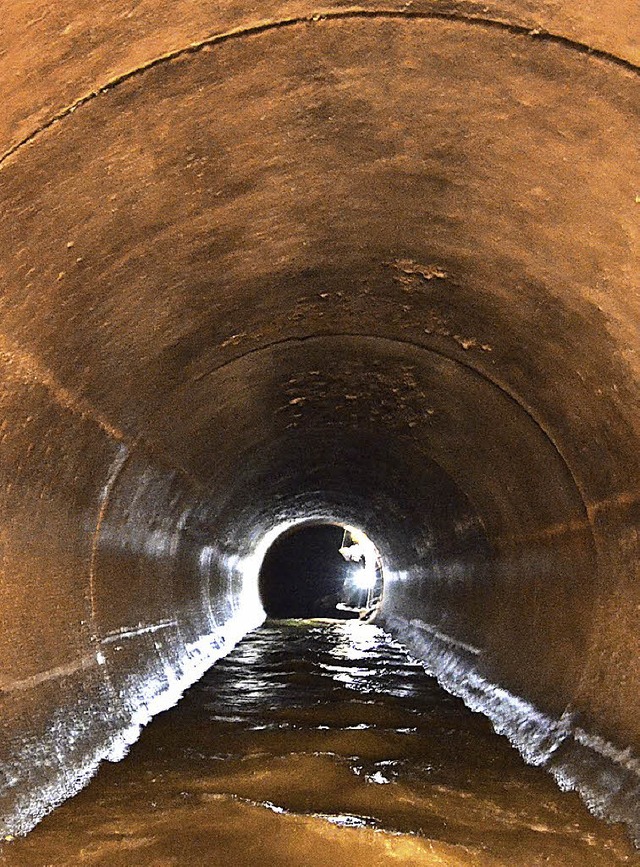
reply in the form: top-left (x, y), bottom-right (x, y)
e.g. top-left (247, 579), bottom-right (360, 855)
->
top-left (0, 0), bottom-right (638, 842)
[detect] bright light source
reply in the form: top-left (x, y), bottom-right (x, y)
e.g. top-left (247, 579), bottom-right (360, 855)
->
top-left (353, 567), bottom-right (377, 591)
top-left (339, 525), bottom-right (381, 608)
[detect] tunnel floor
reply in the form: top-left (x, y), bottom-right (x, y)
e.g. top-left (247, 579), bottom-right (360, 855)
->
top-left (1, 621), bottom-right (635, 866)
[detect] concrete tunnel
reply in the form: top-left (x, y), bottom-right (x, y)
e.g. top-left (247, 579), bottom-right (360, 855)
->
top-left (0, 0), bottom-right (638, 844)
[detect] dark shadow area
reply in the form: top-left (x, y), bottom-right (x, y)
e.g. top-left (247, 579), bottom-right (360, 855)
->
top-left (258, 523), bottom-right (362, 618)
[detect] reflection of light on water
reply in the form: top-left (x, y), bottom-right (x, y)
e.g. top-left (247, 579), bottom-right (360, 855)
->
top-left (366, 771), bottom-right (390, 785)
top-left (260, 801), bottom-right (286, 815)
top-left (235, 799), bottom-right (373, 829)
top-left (328, 621), bottom-right (385, 662)
top-left (320, 621), bottom-right (422, 700)
top-left (318, 664), bottom-right (377, 676)
top-left (318, 622), bottom-right (389, 693)
top-left (331, 673), bottom-right (376, 691)
top-left (314, 813), bottom-right (372, 828)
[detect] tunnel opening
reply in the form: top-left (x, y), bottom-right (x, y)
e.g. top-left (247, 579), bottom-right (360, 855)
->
top-left (257, 522), bottom-right (383, 620)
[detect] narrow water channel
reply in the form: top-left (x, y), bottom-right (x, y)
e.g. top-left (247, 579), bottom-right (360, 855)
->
top-left (2, 620), bottom-right (635, 866)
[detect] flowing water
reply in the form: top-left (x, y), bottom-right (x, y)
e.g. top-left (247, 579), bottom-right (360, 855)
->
top-left (1, 620), bottom-right (636, 866)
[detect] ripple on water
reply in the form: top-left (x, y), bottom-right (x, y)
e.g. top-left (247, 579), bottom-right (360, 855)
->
top-left (0, 620), bottom-right (636, 866)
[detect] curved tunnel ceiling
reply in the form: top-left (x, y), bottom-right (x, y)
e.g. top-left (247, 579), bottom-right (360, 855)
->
top-left (0, 1), bottom-right (638, 843)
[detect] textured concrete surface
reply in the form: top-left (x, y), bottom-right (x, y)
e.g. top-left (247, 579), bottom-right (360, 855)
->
top-left (0, 0), bottom-right (638, 843)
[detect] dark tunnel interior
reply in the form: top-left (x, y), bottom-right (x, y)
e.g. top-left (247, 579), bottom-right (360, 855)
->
top-left (258, 522), bottom-right (383, 618)
top-left (259, 524), bottom-right (355, 618)
top-left (0, 0), bottom-right (638, 852)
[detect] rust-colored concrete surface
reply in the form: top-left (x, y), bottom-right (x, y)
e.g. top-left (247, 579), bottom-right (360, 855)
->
top-left (0, 0), bottom-right (638, 844)
top-left (0, 0), bottom-right (638, 158)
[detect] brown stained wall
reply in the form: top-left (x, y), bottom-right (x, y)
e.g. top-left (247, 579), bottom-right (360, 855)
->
top-left (0, 0), bottom-right (638, 158)
top-left (0, 0), bottom-right (638, 842)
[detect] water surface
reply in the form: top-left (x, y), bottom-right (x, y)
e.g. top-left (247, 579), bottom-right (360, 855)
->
top-left (2, 620), bottom-right (635, 865)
